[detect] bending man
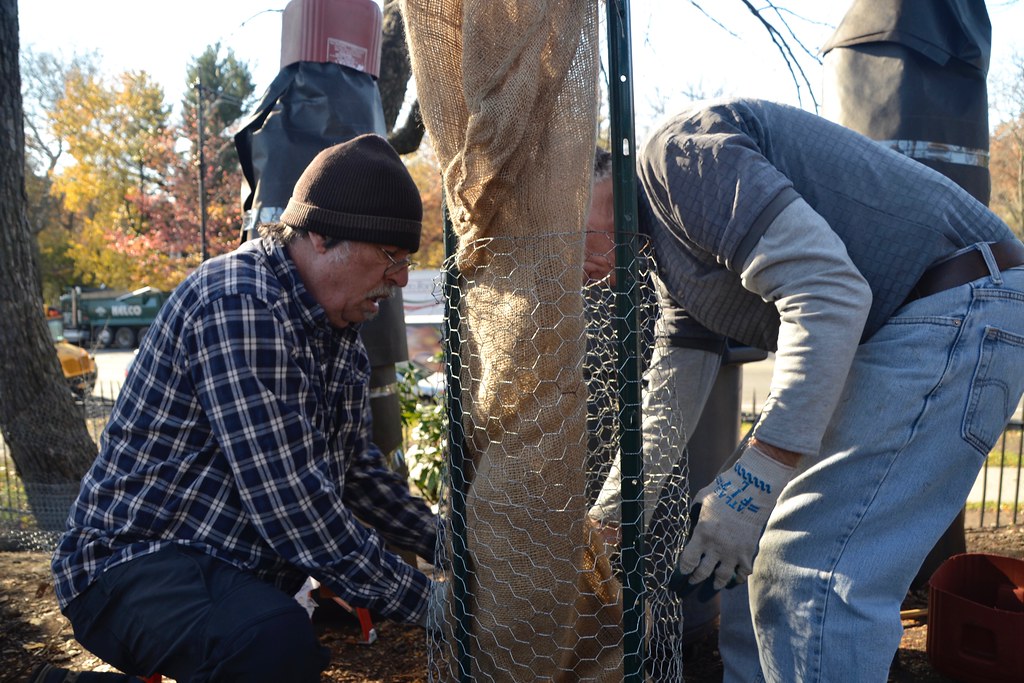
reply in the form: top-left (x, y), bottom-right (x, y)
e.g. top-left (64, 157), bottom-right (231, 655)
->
top-left (585, 99), bottom-right (1024, 682)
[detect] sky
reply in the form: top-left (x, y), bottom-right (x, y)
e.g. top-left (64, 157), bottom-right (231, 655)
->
top-left (15, 0), bottom-right (1024, 143)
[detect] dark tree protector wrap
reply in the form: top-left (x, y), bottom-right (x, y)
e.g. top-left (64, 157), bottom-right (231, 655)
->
top-left (822, 0), bottom-right (992, 204)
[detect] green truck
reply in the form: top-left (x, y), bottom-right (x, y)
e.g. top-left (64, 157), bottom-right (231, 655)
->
top-left (60, 286), bottom-right (169, 349)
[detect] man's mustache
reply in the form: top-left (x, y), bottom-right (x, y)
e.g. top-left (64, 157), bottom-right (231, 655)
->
top-left (368, 285), bottom-right (397, 300)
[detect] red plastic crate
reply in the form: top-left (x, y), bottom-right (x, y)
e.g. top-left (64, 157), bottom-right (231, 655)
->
top-left (927, 553), bottom-right (1024, 683)
top-left (280, 0), bottom-right (382, 78)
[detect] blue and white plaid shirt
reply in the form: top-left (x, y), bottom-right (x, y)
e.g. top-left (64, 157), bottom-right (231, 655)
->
top-left (52, 238), bottom-right (436, 624)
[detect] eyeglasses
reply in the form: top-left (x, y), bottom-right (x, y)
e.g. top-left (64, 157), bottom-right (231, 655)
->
top-left (379, 247), bottom-right (418, 277)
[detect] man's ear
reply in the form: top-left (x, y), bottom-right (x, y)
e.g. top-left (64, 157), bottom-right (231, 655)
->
top-left (308, 232), bottom-right (330, 254)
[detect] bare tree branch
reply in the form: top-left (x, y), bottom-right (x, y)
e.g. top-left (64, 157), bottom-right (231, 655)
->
top-left (689, 1), bottom-right (741, 39)
top-left (737, 0), bottom-right (821, 111)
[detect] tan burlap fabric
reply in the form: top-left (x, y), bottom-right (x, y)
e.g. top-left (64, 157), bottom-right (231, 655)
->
top-left (401, 1), bottom-right (622, 679)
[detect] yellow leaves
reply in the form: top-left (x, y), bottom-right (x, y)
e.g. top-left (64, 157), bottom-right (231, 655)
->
top-left (404, 143), bottom-right (446, 267)
top-left (65, 219), bottom-right (196, 291)
top-left (50, 69), bottom-right (170, 221)
top-left (44, 67), bottom-right (193, 290)
top-left (66, 220), bottom-right (133, 289)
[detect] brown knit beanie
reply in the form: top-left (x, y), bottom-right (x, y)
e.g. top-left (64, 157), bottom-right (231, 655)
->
top-left (280, 134), bottom-right (422, 252)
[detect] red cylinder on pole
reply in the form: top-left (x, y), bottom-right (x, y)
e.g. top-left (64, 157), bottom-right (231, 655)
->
top-left (280, 0), bottom-right (383, 78)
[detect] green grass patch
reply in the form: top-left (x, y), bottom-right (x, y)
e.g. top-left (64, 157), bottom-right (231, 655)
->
top-left (988, 427), bottom-right (1022, 468)
top-left (0, 460), bottom-right (36, 529)
top-left (0, 461), bottom-right (27, 498)
top-left (964, 501), bottom-right (1024, 515)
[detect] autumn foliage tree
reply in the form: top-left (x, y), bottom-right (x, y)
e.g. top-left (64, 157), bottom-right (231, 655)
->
top-left (124, 45), bottom-right (255, 289)
top-left (990, 52), bottom-right (1024, 239)
top-left (991, 118), bottom-right (1024, 239)
top-left (44, 67), bottom-right (173, 290)
top-left (20, 6), bottom-right (439, 298)
top-left (22, 46), bottom-right (254, 295)
top-left (20, 50), bottom-right (99, 301)
top-left (404, 140), bottom-right (444, 267)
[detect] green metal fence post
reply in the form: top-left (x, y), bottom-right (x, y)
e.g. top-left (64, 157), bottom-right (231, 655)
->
top-left (442, 200), bottom-right (472, 682)
top-left (605, 1), bottom-right (645, 680)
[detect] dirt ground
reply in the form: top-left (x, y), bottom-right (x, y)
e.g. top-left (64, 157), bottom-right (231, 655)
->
top-left (1, 525), bottom-right (1021, 683)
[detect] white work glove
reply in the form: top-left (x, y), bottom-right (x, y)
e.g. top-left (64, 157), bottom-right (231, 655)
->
top-left (418, 580), bottom-right (447, 632)
top-left (677, 444), bottom-right (795, 590)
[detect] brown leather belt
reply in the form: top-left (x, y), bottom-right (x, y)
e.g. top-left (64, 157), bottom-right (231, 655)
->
top-left (902, 239), bottom-right (1024, 307)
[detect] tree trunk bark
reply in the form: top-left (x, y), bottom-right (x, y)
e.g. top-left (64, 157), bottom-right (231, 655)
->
top-left (380, 0), bottom-right (413, 132)
top-left (0, 0), bottom-right (98, 529)
top-left (380, 0), bottom-right (425, 153)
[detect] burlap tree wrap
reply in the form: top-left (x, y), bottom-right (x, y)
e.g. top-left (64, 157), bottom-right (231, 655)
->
top-left (401, 1), bottom-right (622, 679)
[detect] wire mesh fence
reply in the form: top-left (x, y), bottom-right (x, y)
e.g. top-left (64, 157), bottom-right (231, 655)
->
top-left (2, 320), bottom-right (1021, 548)
top-left (412, 236), bottom-right (1024, 681)
top-left (422, 234), bottom-right (669, 680)
top-left (2, 363), bottom-right (1021, 540)
top-left (0, 385), bottom-right (117, 552)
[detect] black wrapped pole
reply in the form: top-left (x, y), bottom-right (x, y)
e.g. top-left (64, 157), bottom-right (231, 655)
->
top-left (822, 0), bottom-right (991, 204)
top-left (234, 48), bottom-right (410, 467)
top-left (822, 0), bottom-right (992, 588)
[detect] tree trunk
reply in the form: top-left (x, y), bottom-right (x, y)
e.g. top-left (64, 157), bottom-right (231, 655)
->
top-left (380, 0), bottom-right (425, 152)
top-left (389, 100), bottom-right (425, 155)
top-left (0, 0), bottom-right (98, 529)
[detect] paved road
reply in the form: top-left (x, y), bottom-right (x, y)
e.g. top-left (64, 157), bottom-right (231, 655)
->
top-left (90, 349), bottom-right (134, 399)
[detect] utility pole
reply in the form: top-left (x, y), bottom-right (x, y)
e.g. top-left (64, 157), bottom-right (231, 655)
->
top-left (194, 77), bottom-right (209, 262)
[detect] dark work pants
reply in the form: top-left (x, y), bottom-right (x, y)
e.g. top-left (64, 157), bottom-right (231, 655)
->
top-left (63, 545), bottom-right (330, 682)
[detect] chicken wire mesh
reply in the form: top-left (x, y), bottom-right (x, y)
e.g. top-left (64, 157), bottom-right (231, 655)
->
top-left (0, 395), bottom-right (112, 551)
top-left (420, 234), bottom-right (697, 681)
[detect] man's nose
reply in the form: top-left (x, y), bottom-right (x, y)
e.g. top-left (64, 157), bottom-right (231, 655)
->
top-left (389, 268), bottom-right (410, 288)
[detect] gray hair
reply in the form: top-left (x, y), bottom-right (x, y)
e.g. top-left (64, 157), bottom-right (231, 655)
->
top-left (257, 221), bottom-right (303, 245)
top-left (257, 222), bottom-right (354, 260)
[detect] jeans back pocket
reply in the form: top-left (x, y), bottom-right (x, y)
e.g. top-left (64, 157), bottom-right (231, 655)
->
top-left (963, 326), bottom-right (1024, 454)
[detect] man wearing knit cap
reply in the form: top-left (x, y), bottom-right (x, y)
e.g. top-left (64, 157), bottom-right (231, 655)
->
top-left (38, 135), bottom-right (437, 683)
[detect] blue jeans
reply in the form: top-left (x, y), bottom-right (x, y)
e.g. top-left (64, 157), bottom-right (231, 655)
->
top-left (719, 257), bottom-right (1024, 682)
top-left (63, 545), bottom-right (330, 683)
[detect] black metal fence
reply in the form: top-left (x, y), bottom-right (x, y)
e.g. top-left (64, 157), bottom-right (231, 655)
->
top-left (976, 416), bottom-right (1023, 528)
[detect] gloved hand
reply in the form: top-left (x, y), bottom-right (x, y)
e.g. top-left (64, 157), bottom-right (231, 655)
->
top-left (586, 514), bottom-right (622, 548)
top-left (676, 443), bottom-right (795, 590)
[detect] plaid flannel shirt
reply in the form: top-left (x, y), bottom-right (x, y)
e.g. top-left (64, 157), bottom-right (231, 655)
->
top-left (52, 238), bottom-right (435, 624)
